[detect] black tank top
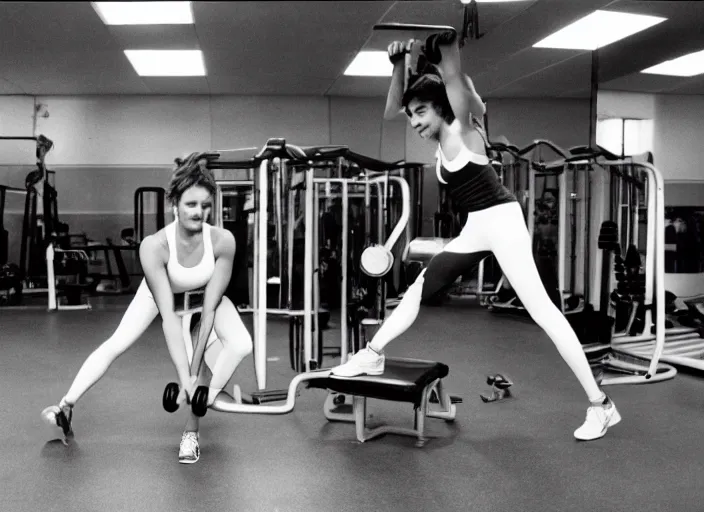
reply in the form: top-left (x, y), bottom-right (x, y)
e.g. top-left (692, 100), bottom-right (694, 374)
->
top-left (436, 120), bottom-right (516, 214)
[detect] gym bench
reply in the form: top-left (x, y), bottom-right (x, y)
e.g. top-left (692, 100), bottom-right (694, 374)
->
top-left (308, 357), bottom-right (458, 447)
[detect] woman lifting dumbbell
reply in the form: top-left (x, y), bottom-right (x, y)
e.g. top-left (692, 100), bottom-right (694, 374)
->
top-left (331, 32), bottom-right (621, 441)
top-left (42, 153), bottom-right (252, 463)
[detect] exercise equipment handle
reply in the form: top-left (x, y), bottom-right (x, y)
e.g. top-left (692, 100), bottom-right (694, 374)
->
top-left (518, 139), bottom-right (568, 159)
top-left (255, 138), bottom-right (307, 161)
top-left (209, 370), bottom-right (332, 415)
top-left (373, 175), bottom-right (410, 253)
top-left (489, 142), bottom-right (531, 163)
top-left (359, 175), bottom-right (411, 277)
top-left (567, 144), bottom-right (621, 162)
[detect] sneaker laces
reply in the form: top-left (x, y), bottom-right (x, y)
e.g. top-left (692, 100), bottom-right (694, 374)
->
top-left (180, 432), bottom-right (198, 454)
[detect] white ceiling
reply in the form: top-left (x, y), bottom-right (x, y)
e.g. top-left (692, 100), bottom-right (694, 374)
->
top-left (1, 1), bottom-right (704, 98)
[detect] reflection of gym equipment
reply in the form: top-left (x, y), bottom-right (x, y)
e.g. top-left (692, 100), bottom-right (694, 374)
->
top-left (71, 242), bottom-right (135, 294)
top-left (2, 136), bottom-right (117, 306)
top-left (133, 187), bottom-right (166, 242)
top-left (585, 218), bottom-right (675, 385)
top-left (170, 138), bottom-right (458, 447)
top-left (0, 135), bottom-right (59, 290)
top-left (215, 180), bottom-right (252, 307)
top-left (555, 146), bottom-right (673, 384)
top-left (0, 263), bottom-right (23, 305)
top-left (0, 185), bottom-right (25, 266)
top-left (610, 228), bottom-right (704, 373)
top-left (46, 243), bottom-right (92, 311)
top-left (0, 185), bottom-right (27, 305)
top-left (22, 169), bottom-right (61, 289)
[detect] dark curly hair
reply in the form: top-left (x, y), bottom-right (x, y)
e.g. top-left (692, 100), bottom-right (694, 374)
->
top-left (401, 73), bottom-right (455, 124)
top-left (167, 152), bottom-right (217, 205)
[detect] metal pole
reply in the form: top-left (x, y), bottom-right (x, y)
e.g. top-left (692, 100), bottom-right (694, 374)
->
top-left (312, 180), bottom-right (321, 365)
top-left (287, 179), bottom-right (295, 310)
top-left (558, 164), bottom-right (567, 312)
top-left (341, 180), bottom-right (349, 363)
top-left (527, 165), bottom-right (536, 241)
top-left (303, 165), bottom-right (315, 372)
top-left (276, 161), bottom-right (284, 309)
top-left (650, 164), bottom-right (666, 378)
top-left (255, 159), bottom-right (269, 390)
top-left (375, 181), bottom-right (385, 317)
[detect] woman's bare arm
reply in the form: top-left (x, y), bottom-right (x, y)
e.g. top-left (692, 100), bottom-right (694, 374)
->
top-left (139, 236), bottom-right (191, 388)
top-left (189, 229), bottom-right (236, 375)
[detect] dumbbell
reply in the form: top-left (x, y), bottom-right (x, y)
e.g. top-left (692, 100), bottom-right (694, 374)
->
top-left (163, 382), bottom-right (210, 417)
top-left (480, 373), bottom-right (513, 403)
top-left (163, 382), bottom-right (180, 413)
top-left (191, 385), bottom-right (210, 417)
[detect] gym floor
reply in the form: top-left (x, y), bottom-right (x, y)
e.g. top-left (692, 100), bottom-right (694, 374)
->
top-left (3, 298), bottom-right (702, 512)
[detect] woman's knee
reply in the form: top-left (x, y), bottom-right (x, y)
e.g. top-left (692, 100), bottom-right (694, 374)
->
top-left (526, 299), bottom-right (566, 332)
top-left (419, 264), bottom-right (453, 305)
top-left (214, 297), bottom-right (253, 353)
top-left (220, 331), bottom-right (253, 359)
top-left (402, 269), bottom-right (436, 305)
top-left (237, 335), bottom-right (254, 357)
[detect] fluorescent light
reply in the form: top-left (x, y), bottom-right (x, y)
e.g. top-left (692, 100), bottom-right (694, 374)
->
top-left (463, 0), bottom-right (531, 3)
top-left (124, 50), bottom-right (205, 76)
top-left (533, 10), bottom-right (666, 50)
top-left (92, 2), bottom-right (193, 25)
top-left (344, 51), bottom-right (393, 77)
top-left (641, 49), bottom-right (704, 77)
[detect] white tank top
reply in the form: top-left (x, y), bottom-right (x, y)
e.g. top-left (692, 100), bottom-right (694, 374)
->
top-left (165, 221), bottom-right (216, 294)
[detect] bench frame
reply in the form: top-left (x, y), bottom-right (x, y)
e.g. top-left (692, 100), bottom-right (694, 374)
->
top-left (322, 378), bottom-right (456, 447)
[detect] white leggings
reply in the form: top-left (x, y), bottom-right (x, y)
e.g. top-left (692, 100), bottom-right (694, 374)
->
top-left (368, 201), bottom-right (603, 402)
top-left (63, 279), bottom-right (253, 405)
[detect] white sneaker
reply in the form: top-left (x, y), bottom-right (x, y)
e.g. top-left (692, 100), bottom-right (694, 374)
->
top-left (331, 347), bottom-right (385, 377)
top-left (179, 431), bottom-right (200, 464)
top-left (574, 396), bottom-right (621, 441)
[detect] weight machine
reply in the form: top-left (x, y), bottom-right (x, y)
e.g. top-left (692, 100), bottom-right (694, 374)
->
top-left (160, 138), bottom-right (457, 447)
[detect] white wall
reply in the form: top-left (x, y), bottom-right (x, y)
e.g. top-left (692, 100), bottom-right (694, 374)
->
top-left (652, 95), bottom-right (704, 182)
top-left (3, 95), bottom-right (596, 165)
top-left (211, 96), bottom-right (329, 152)
top-left (331, 97), bottom-right (407, 161)
top-left (597, 91), bottom-right (656, 120)
top-left (26, 95), bottom-right (412, 167)
top-left (488, 98), bottom-right (592, 151)
top-left (0, 96), bottom-right (37, 164)
top-left (0, 95), bottom-right (409, 212)
top-left (35, 96), bottom-right (212, 166)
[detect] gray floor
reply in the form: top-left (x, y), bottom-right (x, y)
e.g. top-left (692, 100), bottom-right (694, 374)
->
top-left (2, 298), bottom-right (703, 512)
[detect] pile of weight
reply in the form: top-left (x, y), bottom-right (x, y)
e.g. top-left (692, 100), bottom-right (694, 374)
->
top-left (0, 263), bottom-right (22, 305)
top-left (598, 221), bottom-right (649, 335)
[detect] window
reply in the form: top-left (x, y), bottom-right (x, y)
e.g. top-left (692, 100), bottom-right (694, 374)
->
top-left (596, 117), bottom-right (653, 157)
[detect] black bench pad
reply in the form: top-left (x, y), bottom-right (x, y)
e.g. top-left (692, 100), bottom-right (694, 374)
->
top-left (309, 357), bottom-right (449, 406)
